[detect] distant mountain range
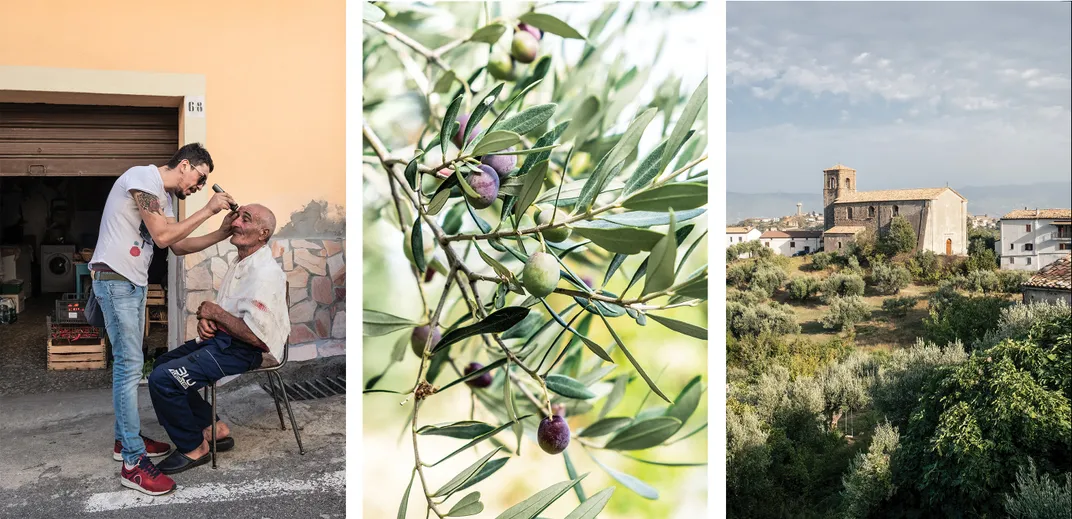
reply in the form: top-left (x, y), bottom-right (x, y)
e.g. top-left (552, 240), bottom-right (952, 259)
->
top-left (727, 181), bottom-right (1072, 223)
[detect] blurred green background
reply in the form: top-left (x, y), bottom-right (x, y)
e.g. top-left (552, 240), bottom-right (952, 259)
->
top-left (363, 2), bottom-right (710, 517)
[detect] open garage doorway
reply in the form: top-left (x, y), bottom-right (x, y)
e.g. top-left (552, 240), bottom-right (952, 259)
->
top-left (0, 102), bottom-right (179, 394)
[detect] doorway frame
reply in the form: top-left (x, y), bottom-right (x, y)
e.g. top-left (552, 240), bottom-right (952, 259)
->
top-left (1, 65), bottom-right (206, 350)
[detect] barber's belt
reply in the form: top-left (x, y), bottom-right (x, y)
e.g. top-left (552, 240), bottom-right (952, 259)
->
top-left (91, 270), bottom-right (130, 282)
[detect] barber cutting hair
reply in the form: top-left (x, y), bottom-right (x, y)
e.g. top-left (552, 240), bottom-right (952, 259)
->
top-left (88, 143), bottom-right (236, 496)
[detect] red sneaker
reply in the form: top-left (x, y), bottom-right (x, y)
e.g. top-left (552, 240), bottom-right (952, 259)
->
top-left (113, 435), bottom-right (172, 461)
top-left (120, 455), bottom-right (176, 496)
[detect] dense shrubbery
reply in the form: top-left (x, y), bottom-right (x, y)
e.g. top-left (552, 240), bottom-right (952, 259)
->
top-left (821, 273), bottom-right (866, 302)
top-left (1004, 462), bottom-right (1072, 519)
top-left (786, 276), bottom-right (822, 302)
top-left (869, 264), bottom-right (911, 294)
top-left (810, 251), bottom-right (837, 270)
top-left (839, 422), bottom-right (899, 519)
top-left (881, 296), bottom-right (917, 317)
top-left (727, 300), bottom-right (800, 338)
top-left (923, 290), bottom-right (1012, 347)
top-left (751, 263), bottom-right (789, 297)
top-left (821, 296), bottom-right (873, 331)
top-left (880, 216), bottom-right (917, 256)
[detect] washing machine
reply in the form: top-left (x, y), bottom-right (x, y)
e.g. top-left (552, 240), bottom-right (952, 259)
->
top-left (41, 244), bottom-right (76, 293)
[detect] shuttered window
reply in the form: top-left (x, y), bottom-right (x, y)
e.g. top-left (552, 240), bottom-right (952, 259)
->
top-left (0, 103), bottom-right (178, 177)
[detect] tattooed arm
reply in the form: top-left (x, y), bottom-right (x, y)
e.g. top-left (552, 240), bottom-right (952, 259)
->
top-left (131, 189), bottom-right (226, 253)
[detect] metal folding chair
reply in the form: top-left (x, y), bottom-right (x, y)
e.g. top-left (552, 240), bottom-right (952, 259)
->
top-left (204, 282), bottom-right (304, 469)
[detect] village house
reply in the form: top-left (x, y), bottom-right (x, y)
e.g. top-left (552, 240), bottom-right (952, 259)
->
top-left (1021, 255), bottom-right (1071, 304)
top-left (820, 164), bottom-right (968, 255)
top-left (997, 209), bottom-right (1072, 271)
top-left (759, 229), bottom-right (823, 256)
top-left (726, 226), bottom-right (761, 246)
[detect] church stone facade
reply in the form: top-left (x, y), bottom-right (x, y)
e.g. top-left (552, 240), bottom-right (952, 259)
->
top-left (821, 164), bottom-right (967, 255)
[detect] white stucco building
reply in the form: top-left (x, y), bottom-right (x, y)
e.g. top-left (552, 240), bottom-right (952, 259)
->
top-left (726, 226), bottom-right (761, 246)
top-left (998, 209), bottom-right (1072, 271)
top-left (759, 230), bottom-right (823, 256)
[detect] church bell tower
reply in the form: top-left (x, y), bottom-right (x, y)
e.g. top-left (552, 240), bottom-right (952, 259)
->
top-left (823, 164), bottom-right (857, 230)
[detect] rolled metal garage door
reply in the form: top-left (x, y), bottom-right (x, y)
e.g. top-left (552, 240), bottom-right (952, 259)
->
top-left (0, 103), bottom-right (179, 177)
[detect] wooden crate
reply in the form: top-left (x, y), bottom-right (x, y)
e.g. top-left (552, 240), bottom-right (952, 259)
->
top-left (47, 337), bottom-right (107, 370)
top-left (47, 316), bottom-right (107, 371)
top-left (147, 284), bottom-right (166, 306)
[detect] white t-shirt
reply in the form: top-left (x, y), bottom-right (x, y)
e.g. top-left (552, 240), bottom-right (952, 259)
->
top-left (90, 165), bottom-right (174, 286)
top-left (215, 245), bottom-right (290, 365)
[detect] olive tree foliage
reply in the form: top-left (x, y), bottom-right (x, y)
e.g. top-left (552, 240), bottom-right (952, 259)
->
top-left (821, 296), bottom-right (872, 332)
top-left (840, 422), bottom-right (900, 519)
top-left (362, 2), bottom-right (709, 516)
top-left (869, 263), bottom-right (910, 295)
top-left (1004, 461), bottom-right (1072, 519)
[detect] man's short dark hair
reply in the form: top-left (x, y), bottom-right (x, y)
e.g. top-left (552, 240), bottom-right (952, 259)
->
top-left (166, 143), bottom-right (214, 172)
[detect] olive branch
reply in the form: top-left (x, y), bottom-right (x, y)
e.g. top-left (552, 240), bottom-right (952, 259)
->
top-left (362, 2), bottom-right (710, 517)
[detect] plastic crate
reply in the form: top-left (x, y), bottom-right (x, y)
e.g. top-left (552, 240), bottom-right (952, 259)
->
top-left (54, 293), bottom-right (87, 324)
top-left (1, 279), bottom-right (23, 295)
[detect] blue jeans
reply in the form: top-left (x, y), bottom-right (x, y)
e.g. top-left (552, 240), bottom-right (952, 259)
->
top-left (148, 332), bottom-right (262, 453)
top-left (92, 279), bottom-right (147, 465)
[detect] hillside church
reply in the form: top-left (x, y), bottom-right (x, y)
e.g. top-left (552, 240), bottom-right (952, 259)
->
top-left (821, 164), bottom-right (967, 255)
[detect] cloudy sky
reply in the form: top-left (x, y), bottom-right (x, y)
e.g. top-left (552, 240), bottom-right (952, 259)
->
top-left (727, 1), bottom-right (1071, 194)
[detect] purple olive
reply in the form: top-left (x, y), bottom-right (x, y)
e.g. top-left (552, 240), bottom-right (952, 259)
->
top-left (511, 31), bottom-right (539, 64)
top-left (410, 325), bottom-right (441, 357)
top-left (463, 362), bottom-right (493, 388)
top-left (480, 150), bottom-right (517, 179)
top-left (466, 164), bottom-right (500, 209)
top-left (517, 23), bottom-right (543, 40)
top-left (453, 113), bottom-right (481, 148)
top-left (538, 415), bottom-right (571, 454)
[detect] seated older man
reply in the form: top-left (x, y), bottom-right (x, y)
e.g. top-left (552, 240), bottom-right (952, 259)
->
top-left (148, 204), bottom-right (290, 474)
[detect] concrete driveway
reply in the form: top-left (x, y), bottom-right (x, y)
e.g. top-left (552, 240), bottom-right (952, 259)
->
top-left (0, 374), bottom-right (345, 518)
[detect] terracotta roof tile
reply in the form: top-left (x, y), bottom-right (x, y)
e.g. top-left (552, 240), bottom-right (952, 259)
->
top-left (825, 226), bottom-right (867, 235)
top-left (834, 187), bottom-right (961, 203)
top-left (761, 230), bottom-right (790, 238)
top-left (726, 227), bottom-right (754, 234)
top-left (1001, 209), bottom-right (1072, 220)
top-left (1023, 255), bottom-right (1072, 291)
top-left (785, 230), bottom-right (823, 238)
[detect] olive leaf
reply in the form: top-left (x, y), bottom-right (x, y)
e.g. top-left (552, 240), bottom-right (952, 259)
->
top-left (410, 217), bottom-right (427, 273)
top-left (446, 491), bottom-right (484, 517)
top-left (666, 375), bottom-right (704, 428)
top-left (622, 182), bottom-right (707, 212)
top-left (603, 416), bottom-right (682, 450)
top-left (512, 160), bottom-right (549, 219)
top-left (438, 358), bottom-right (508, 392)
top-left (564, 487), bottom-right (615, 519)
top-left (518, 12), bottom-right (587, 40)
top-left (545, 374), bottom-right (597, 400)
top-left (599, 207), bottom-right (705, 228)
top-left (588, 452), bottom-right (659, 500)
top-left (396, 470), bottom-right (414, 519)
top-left (571, 224), bottom-right (664, 254)
top-left (432, 307), bottom-right (530, 354)
top-left (497, 104), bottom-right (557, 136)
top-left (455, 457), bottom-right (509, 493)
top-left (469, 23), bottom-right (506, 43)
top-left (494, 475), bottom-right (587, 519)
top-left (473, 130), bottom-right (522, 156)
top-left (578, 416), bottom-right (633, 438)
top-left (642, 210), bottom-right (676, 296)
top-left (363, 309), bottom-right (418, 336)
top-left (660, 76), bottom-right (708, 175)
top-left (431, 448), bottom-right (502, 498)
top-left (418, 421), bottom-right (495, 439)
top-left (574, 108), bottom-right (657, 214)
top-left (363, 1), bottom-right (385, 22)
top-left (441, 94), bottom-right (463, 157)
top-left (646, 313), bottom-right (707, 340)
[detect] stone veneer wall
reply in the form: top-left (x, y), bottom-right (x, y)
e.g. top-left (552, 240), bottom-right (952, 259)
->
top-left (180, 238), bottom-right (346, 361)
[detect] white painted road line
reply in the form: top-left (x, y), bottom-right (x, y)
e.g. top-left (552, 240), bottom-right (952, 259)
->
top-left (83, 470), bottom-right (345, 514)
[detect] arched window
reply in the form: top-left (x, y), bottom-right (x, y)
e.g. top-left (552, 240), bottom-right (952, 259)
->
top-left (847, 207), bottom-right (854, 219)
top-left (893, 205), bottom-right (899, 216)
top-left (837, 241), bottom-right (843, 249)
top-left (847, 178), bottom-right (852, 190)
top-left (828, 176), bottom-right (836, 189)
top-left (868, 206), bottom-right (876, 218)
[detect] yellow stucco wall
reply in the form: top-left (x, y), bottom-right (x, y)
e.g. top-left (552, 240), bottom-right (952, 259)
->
top-left (0, 0), bottom-right (345, 232)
